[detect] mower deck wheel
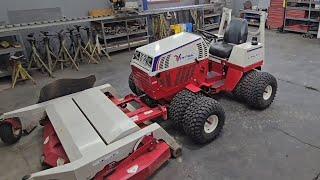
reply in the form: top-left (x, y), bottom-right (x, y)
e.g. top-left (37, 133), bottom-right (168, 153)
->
top-left (171, 147), bottom-right (182, 158)
top-left (243, 72), bottom-right (277, 110)
top-left (168, 90), bottom-right (203, 131)
top-left (0, 123), bottom-right (22, 145)
top-left (183, 97), bottom-right (225, 144)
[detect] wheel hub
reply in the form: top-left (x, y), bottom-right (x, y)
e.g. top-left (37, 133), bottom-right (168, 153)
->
top-left (204, 115), bottom-right (219, 134)
top-left (263, 85), bottom-right (273, 100)
top-left (12, 126), bottom-right (21, 137)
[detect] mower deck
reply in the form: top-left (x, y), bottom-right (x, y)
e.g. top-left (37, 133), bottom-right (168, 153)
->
top-left (1, 84), bottom-right (181, 180)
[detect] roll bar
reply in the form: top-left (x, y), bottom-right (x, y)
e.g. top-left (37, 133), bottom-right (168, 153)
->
top-left (248, 11), bottom-right (266, 46)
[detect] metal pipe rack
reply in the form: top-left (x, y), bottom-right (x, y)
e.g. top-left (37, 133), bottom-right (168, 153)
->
top-left (0, 4), bottom-right (217, 33)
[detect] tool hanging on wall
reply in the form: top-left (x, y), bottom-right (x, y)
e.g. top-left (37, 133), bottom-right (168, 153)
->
top-left (53, 30), bottom-right (79, 70)
top-left (27, 33), bottom-right (53, 77)
top-left (190, 9), bottom-right (201, 30)
top-left (10, 54), bottom-right (36, 88)
top-left (152, 14), bottom-right (170, 40)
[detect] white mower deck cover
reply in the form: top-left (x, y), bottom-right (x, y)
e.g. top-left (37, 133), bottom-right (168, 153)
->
top-left (1, 84), bottom-right (180, 180)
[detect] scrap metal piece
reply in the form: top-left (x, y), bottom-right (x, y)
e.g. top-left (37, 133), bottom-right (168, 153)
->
top-left (38, 75), bottom-right (96, 103)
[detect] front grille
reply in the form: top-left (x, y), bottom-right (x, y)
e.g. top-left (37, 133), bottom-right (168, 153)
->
top-left (196, 42), bottom-right (209, 59)
top-left (197, 43), bottom-right (204, 59)
top-left (158, 54), bottom-right (171, 70)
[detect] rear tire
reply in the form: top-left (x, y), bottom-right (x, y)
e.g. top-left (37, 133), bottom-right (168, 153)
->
top-left (183, 97), bottom-right (225, 144)
top-left (233, 70), bottom-right (258, 101)
top-left (168, 90), bottom-right (203, 131)
top-left (243, 72), bottom-right (277, 110)
top-left (0, 123), bottom-right (22, 145)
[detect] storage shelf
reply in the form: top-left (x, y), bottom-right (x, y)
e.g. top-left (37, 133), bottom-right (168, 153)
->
top-left (244, 15), bottom-right (260, 19)
top-left (287, 0), bottom-right (319, 4)
top-left (95, 16), bottom-right (149, 53)
top-left (287, 6), bottom-right (320, 11)
top-left (0, 69), bottom-right (10, 78)
top-left (129, 30), bottom-right (148, 36)
top-left (203, 23), bottom-right (220, 30)
top-left (240, 9), bottom-right (261, 15)
top-left (284, 0), bottom-right (320, 37)
top-left (204, 13), bottom-right (220, 18)
top-left (104, 39), bottom-right (148, 53)
top-left (248, 22), bottom-right (260, 26)
top-left (129, 36), bottom-right (149, 42)
top-left (0, 47), bottom-right (24, 55)
top-left (104, 30), bottom-right (147, 40)
top-left (284, 27), bottom-right (318, 34)
top-left (285, 17), bottom-right (319, 22)
top-left (0, 31), bottom-right (21, 38)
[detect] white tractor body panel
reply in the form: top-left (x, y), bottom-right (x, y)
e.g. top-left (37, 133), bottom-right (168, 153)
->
top-left (131, 32), bottom-right (209, 76)
top-left (228, 42), bottom-right (264, 67)
top-left (136, 32), bottom-right (201, 57)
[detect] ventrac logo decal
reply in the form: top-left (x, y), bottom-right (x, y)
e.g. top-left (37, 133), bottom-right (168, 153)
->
top-left (174, 54), bottom-right (195, 62)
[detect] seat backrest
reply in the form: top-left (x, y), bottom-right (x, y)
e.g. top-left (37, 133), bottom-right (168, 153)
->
top-left (223, 18), bottom-right (248, 45)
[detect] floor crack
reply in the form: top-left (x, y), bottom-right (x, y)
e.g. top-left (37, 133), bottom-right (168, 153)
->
top-left (273, 127), bottom-right (320, 151)
top-left (277, 78), bottom-right (320, 93)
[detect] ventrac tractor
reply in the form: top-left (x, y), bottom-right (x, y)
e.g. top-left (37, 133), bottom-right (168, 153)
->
top-left (0, 10), bottom-right (276, 180)
top-left (129, 11), bottom-right (277, 141)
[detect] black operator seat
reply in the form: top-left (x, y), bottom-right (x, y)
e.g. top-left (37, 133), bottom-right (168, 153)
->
top-left (209, 18), bottom-right (248, 59)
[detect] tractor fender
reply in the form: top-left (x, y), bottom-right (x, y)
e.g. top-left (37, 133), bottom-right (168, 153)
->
top-left (224, 67), bottom-right (244, 92)
top-left (185, 84), bottom-right (202, 93)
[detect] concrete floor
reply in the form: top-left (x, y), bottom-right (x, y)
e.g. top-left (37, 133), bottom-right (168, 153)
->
top-left (0, 30), bottom-right (320, 180)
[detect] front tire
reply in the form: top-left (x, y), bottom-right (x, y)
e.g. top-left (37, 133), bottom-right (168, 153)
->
top-left (0, 123), bottom-right (22, 145)
top-left (183, 97), bottom-right (225, 144)
top-left (128, 73), bottom-right (144, 96)
top-left (129, 73), bottom-right (138, 95)
top-left (243, 72), bottom-right (277, 110)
